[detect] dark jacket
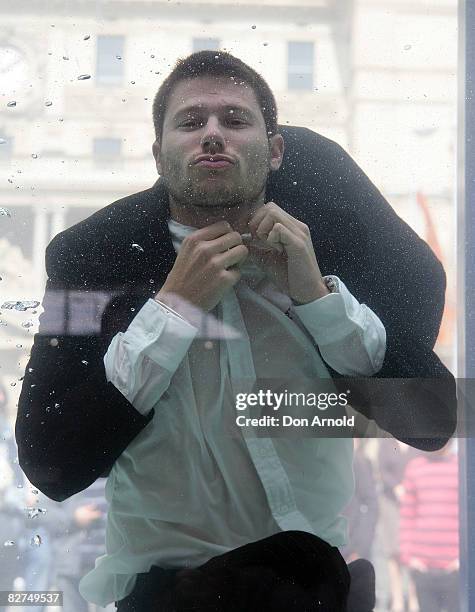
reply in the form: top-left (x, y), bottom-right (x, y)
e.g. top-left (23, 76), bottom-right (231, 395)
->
top-left (15, 126), bottom-right (456, 502)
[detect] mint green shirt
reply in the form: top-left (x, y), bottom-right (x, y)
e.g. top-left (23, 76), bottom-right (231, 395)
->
top-left (79, 219), bottom-right (386, 606)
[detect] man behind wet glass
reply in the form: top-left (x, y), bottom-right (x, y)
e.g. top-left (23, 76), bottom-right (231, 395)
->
top-left (16, 51), bottom-right (455, 611)
top-left (91, 50), bottom-right (384, 611)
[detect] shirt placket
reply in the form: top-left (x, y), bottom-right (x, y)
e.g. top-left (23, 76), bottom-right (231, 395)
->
top-left (220, 284), bottom-right (314, 533)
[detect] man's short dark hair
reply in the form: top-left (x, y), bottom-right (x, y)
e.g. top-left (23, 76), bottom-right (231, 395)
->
top-left (152, 50), bottom-right (279, 144)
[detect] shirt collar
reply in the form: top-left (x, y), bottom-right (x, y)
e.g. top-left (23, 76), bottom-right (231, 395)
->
top-left (167, 218), bottom-right (265, 282)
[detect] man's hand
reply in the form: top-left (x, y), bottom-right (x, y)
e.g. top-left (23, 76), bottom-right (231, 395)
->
top-left (247, 202), bottom-right (329, 304)
top-left (156, 221), bottom-right (249, 315)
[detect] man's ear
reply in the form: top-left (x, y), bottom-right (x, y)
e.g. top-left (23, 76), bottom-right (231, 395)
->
top-left (152, 140), bottom-right (162, 175)
top-left (269, 133), bottom-right (284, 172)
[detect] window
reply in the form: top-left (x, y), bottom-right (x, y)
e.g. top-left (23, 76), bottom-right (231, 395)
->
top-left (96, 35), bottom-right (125, 85)
top-left (93, 138), bottom-right (121, 166)
top-left (0, 133), bottom-right (13, 160)
top-left (287, 41), bottom-right (314, 90)
top-left (192, 37), bottom-right (220, 52)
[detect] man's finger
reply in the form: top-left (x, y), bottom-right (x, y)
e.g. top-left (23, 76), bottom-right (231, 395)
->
top-left (264, 224), bottom-right (285, 253)
top-left (251, 210), bottom-right (300, 243)
top-left (248, 202), bottom-right (297, 235)
top-left (187, 220), bottom-right (233, 242)
top-left (207, 231), bottom-right (243, 254)
top-left (215, 244), bottom-right (249, 269)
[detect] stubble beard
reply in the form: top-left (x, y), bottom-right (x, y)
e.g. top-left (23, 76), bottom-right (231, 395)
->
top-left (161, 152), bottom-right (272, 211)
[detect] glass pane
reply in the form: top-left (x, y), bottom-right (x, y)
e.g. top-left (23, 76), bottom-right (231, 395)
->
top-left (192, 37), bottom-right (220, 52)
top-left (0, 134), bottom-right (13, 159)
top-left (96, 35), bottom-right (125, 85)
top-left (287, 41), bottom-right (314, 90)
top-left (1, 3), bottom-right (462, 612)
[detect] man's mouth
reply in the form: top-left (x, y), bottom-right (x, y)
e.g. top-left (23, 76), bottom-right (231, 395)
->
top-left (196, 160), bottom-right (232, 169)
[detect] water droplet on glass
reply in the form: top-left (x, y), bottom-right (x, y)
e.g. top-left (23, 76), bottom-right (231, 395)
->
top-left (45, 101), bottom-right (53, 107)
top-left (4, 541), bottom-right (15, 547)
top-left (204, 341), bottom-right (214, 350)
top-left (116, 55), bottom-right (122, 60)
top-left (77, 74), bottom-right (91, 80)
top-left (30, 534), bottom-right (42, 547)
top-left (263, 42), bottom-right (268, 46)
top-left (22, 320), bottom-right (34, 328)
top-left (292, 181), bottom-right (297, 186)
top-left (404, 44), bottom-right (412, 50)
top-left (10, 382), bottom-right (16, 387)
top-left (251, 25), bottom-right (256, 29)
top-left (31, 154), bottom-right (38, 159)
top-left (1, 300), bottom-right (40, 311)
top-left (45, 406), bottom-right (50, 412)
top-left (150, 54), bottom-right (155, 58)
top-left (131, 243), bottom-right (144, 252)
top-left (0, 207), bottom-right (12, 217)
top-left (130, 81), bottom-right (136, 85)
top-left (50, 338), bottom-right (58, 347)
top-left (16, 344), bottom-right (22, 348)
top-left (81, 360), bottom-right (88, 365)
top-left (63, 56), bottom-right (69, 60)
top-left (83, 34), bottom-right (90, 40)
top-left (17, 484), bottom-right (23, 489)
top-left (31, 489), bottom-right (38, 495)
top-left (0, 138), bottom-right (6, 145)
top-left (25, 506), bottom-right (40, 518)
top-left (7, 101), bottom-right (16, 107)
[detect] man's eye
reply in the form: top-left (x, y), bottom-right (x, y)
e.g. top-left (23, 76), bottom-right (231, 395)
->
top-left (180, 120), bottom-right (203, 128)
top-left (179, 119), bottom-right (246, 128)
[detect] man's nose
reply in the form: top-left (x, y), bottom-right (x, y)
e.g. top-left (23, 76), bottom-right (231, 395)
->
top-left (200, 117), bottom-right (225, 153)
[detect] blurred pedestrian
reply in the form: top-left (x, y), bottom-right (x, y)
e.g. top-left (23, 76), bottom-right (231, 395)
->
top-left (50, 478), bottom-right (107, 612)
top-left (377, 438), bottom-right (419, 611)
top-left (0, 381), bottom-right (24, 609)
top-left (399, 441), bottom-right (459, 612)
top-left (342, 438), bottom-right (378, 564)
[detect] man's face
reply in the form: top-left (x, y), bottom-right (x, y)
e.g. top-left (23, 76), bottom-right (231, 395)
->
top-left (152, 75), bottom-right (284, 210)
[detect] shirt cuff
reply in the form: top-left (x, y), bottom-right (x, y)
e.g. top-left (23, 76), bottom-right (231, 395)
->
top-left (291, 275), bottom-right (366, 346)
top-left (126, 298), bottom-right (198, 372)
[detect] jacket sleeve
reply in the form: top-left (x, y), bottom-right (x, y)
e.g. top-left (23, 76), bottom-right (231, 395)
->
top-left (15, 236), bottom-right (155, 503)
top-left (267, 127), bottom-right (456, 449)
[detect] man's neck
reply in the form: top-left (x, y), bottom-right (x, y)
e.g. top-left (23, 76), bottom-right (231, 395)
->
top-left (168, 199), bottom-right (265, 234)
